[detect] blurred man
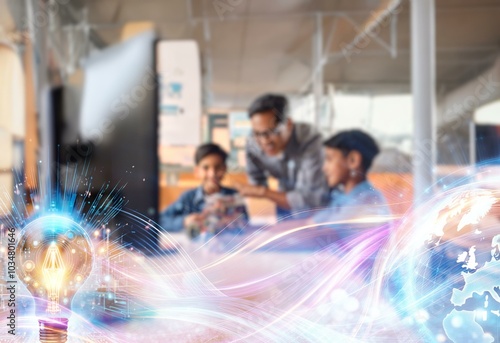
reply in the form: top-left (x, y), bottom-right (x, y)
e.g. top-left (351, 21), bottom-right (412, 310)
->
top-left (237, 94), bottom-right (328, 217)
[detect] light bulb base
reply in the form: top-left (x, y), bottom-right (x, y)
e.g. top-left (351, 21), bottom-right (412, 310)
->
top-left (38, 318), bottom-right (68, 343)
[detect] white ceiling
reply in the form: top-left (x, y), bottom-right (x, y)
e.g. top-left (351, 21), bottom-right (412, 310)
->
top-left (5, 0), bottom-right (500, 108)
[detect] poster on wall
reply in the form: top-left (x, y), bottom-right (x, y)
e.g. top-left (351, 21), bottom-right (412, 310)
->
top-left (157, 40), bottom-right (201, 149)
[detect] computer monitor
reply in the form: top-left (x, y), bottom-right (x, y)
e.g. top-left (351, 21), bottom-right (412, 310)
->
top-left (75, 31), bottom-right (159, 253)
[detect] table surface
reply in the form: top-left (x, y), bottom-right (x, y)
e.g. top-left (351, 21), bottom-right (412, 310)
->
top-left (1, 222), bottom-right (418, 343)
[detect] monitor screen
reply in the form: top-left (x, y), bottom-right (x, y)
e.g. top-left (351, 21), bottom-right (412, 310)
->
top-left (77, 31), bottom-right (159, 253)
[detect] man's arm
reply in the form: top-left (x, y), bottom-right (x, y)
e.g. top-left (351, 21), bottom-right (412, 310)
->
top-left (240, 137), bottom-right (326, 211)
top-left (285, 135), bottom-right (328, 211)
top-left (263, 189), bottom-right (290, 210)
top-left (237, 185), bottom-right (291, 210)
top-left (240, 146), bottom-right (291, 209)
top-left (245, 144), bottom-right (268, 186)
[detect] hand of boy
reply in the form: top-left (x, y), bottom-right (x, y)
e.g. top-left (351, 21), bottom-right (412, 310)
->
top-left (183, 213), bottom-right (205, 228)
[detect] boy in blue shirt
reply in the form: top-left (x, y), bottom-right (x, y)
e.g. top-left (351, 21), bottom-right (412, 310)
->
top-left (313, 129), bottom-right (390, 223)
top-left (268, 130), bottom-right (390, 235)
top-left (160, 143), bottom-right (247, 232)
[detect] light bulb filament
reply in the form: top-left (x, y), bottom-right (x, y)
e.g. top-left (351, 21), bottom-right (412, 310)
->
top-left (42, 244), bottom-right (66, 314)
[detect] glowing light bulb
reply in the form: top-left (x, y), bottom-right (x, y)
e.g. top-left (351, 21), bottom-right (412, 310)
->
top-left (42, 243), bottom-right (66, 314)
top-left (16, 215), bottom-right (93, 343)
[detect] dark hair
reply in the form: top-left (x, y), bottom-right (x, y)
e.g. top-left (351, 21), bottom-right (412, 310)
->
top-left (195, 143), bottom-right (228, 165)
top-left (324, 130), bottom-right (380, 172)
top-left (248, 94), bottom-right (288, 123)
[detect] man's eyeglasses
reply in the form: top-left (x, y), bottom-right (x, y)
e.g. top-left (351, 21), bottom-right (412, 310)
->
top-left (252, 124), bottom-right (284, 140)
